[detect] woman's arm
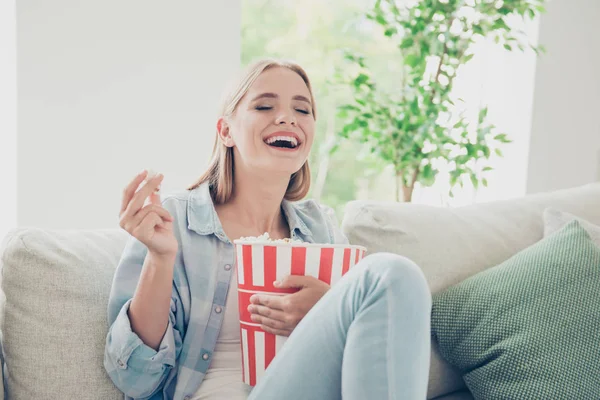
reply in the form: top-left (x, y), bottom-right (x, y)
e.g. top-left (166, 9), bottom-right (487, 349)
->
top-left (104, 235), bottom-right (183, 399)
top-left (129, 251), bottom-right (176, 350)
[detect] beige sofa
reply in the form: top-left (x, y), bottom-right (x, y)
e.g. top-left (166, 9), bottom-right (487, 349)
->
top-left (1, 182), bottom-right (599, 400)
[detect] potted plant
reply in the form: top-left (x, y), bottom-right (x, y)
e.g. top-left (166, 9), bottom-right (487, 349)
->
top-left (336, 0), bottom-right (547, 202)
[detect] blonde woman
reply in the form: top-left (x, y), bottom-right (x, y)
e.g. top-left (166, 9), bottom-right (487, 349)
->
top-left (104, 59), bottom-right (431, 400)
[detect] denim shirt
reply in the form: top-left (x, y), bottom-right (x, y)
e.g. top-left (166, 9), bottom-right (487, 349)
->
top-left (104, 182), bottom-right (348, 400)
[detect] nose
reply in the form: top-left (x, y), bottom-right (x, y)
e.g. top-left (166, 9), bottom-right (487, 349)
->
top-left (274, 110), bottom-right (297, 126)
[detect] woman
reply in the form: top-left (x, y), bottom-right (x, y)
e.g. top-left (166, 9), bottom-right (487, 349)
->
top-left (104, 59), bottom-right (431, 400)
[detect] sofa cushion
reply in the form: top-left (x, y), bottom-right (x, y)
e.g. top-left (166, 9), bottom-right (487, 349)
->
top-left (432, 391), bottom-right (474, 400)
top-left (341, 183), bottom-right (600, 398)
top-left (430, 220), bottom-right (600, 399)
top-left (544, 207), bottom-right (600, 244)
top-left (0, 228), bottom-right (128, 400)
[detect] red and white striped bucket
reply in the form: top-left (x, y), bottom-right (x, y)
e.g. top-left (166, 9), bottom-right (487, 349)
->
top-left (233, 241), bottom-right (367, 387)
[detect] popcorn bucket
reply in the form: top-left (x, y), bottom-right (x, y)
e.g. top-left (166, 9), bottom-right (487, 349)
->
top-left (233, 240), bottom-right (367, 387)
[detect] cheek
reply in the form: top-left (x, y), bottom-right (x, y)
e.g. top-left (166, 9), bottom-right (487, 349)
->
top-left (232, 115), bottom-right (263, 146)
top-left (303, 120), bottom-right (316, 146)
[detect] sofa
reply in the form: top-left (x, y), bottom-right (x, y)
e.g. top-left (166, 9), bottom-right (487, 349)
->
top-left (1, 182), bottom-right (599, 400)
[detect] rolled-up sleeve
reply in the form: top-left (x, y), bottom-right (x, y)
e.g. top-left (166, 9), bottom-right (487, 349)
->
top-left (104, 219), bottom-right (183, 399)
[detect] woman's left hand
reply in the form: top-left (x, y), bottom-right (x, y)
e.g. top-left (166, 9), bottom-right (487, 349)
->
top-left (248, 276), bottom-right (330, 336)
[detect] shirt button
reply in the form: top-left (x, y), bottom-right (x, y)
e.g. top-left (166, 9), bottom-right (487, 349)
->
top-left (184, 396), bottom-right (191, 400)
top-left (215, 306), bottom-right (222, 314)
top-left (224, 264), bottom-right (232, 271)
top-left (117, 359), bottom-right (125, 369)
top-left (202, 353), bottom-right (210, 360)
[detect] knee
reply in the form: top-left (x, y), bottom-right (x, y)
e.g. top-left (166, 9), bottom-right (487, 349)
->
top-left (359, 252), bottom-right (431, 305)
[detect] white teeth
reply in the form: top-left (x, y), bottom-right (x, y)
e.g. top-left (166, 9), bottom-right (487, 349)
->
top-left (265, 136), bottom-right (298, 147)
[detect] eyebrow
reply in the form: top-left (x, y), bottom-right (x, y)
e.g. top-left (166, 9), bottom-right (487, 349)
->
top-left (251, 92), bottom-right (312, 105)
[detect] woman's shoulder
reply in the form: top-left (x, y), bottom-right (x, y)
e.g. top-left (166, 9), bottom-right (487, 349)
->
top-left (288, 199), bottom-right (348, 244)
top-left (292, 198), bottom-right (336, 221)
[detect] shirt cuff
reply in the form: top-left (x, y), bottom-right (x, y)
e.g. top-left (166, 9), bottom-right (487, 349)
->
top-left (109, 299), bottom-right (177, 374)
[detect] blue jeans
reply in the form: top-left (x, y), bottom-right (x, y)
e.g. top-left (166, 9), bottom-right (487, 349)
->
top-left (248, 252), bottom-right (432, 400)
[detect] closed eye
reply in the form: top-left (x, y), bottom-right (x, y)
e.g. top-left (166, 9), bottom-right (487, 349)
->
top-left (255, 106), bottom-right (273, 111)
top-left (296, 109), bottom-right (310, 115)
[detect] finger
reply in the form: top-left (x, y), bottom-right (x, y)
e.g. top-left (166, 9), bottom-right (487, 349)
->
top-left (251, 314), bottom-right (290, 331)
top-left (274, 275), bottom-right (316, 289)
top-left (120, 170), bottom-right (148, 215)
top-left (124, 174), bottom-right (164, 219)
top-left (132, 212), bottom-right (163, 237)
top-left (149, 191), bottom-right (162, 206)
top-left (132, 205), bottom-right (173, 227)
top-left (249, 294), bottom-right (285, 311)
top-left (260, 324), bottom-right (292, 337)
top-left (248, 304), bottom-right (287, 322)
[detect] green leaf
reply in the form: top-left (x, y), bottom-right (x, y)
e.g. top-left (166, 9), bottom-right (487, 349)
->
top-left (482, 166), bottom-right (493, 172)
top-left (384, 27), bottom-right (398, 37)
top-left (495, 148), bottom-right (504, 157)
top-left (482, 178), bottom-right (489, 187)
top-left (470, 173), bottom-right (479, 189)
top-left (463, 53), bottom-right (475, 63)
top-left (504, 44), bottom-right (512, 51)
top-left (492, 18), bottom-right (509, 31)
top-left (478, 107), bottom-right (489, 122)
top-left (400, 37), bottom-right (414, 49)
top-left (473, 25), bottom-right (484, 36)
top-left (404, 54), bottom-right (421, 68)
top-left (420, 163), bottom-right (437, 186)
top-left (410, 98), bottom-right (420, 115)
top-left (354, 73), bottom-right (369, 87)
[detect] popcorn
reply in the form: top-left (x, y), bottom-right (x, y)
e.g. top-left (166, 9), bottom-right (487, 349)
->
top-left (144, 169), bottom-right (161, 193)
top-left (237, 232), bottom-right (303, 243)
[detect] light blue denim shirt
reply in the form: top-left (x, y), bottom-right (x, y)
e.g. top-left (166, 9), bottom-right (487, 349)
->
top-left (104, 182), bottom-right (348, 400)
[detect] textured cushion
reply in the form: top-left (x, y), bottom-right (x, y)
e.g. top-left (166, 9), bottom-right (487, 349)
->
top-left (0, 228), bottom-right (128, 400)
top-left (431, 391), bottom-right (474, 400)
top-left (341, 183), bottom-right (600, 398)
top-left (544, 207), bottom-right (600, 244)
top-left (430, 221), bottom-right (600, 399)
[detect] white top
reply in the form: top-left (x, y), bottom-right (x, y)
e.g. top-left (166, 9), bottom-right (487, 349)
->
top-left (191, 273), bottom-right (252, 399)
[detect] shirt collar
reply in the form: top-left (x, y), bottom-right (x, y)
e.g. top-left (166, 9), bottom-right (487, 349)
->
top-left (187, 182), bottom-right (312, 242)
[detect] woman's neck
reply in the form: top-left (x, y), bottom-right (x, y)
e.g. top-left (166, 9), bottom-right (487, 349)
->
top-left (215, 170), bottom-right (292, 240)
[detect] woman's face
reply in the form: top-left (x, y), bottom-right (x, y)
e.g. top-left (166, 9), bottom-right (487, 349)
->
top-left (220, 67), bottom-right (315, 178)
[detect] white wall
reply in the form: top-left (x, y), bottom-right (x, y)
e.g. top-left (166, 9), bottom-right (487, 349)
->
top-left (17, 1), bottom-right (240, 230)
top-left (0, 0), bottom-right (17, 241)
top-left (527, 0), bottom-right (600, 194)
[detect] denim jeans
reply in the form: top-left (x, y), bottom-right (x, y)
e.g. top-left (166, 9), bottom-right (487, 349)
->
top-left (248, 252), bottom-right (432, 400)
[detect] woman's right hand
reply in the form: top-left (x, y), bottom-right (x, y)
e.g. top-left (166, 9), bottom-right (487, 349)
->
top-left (119, 170), bottom-right (178, 258)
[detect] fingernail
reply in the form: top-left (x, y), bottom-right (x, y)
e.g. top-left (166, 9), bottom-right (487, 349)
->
top-left (139, 169), bottom-right (147, 175)
top-left (273, 280), bottom-right (280, 287)
top-left (247, 305), bottom-right (253, 312)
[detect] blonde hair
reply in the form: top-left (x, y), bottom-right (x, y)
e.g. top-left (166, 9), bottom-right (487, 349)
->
top-left (187, 58), bottom-right (317, 204)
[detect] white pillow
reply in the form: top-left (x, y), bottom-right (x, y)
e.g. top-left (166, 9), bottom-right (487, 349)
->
top-left (543, 207), bottom-right (600, 244)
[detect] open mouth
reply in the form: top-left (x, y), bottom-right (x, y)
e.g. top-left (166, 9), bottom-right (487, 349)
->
top-left (264, 136), bottom-right (300, 150)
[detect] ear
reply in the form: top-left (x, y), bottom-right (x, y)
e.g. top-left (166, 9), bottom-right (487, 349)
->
top-left (217, 118), bottom-right (234, 147)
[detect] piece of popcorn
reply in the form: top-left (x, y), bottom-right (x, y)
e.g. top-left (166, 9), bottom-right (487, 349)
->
top-left (238, 232), bottom-right (303, 243)
top-left (144, 169), bottom-right (161, 193)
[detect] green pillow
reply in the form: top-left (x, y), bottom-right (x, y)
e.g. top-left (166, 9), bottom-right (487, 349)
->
top-left (431, 220), bottom-right (600, 399)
